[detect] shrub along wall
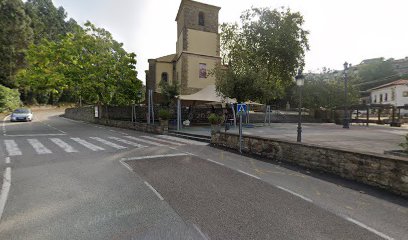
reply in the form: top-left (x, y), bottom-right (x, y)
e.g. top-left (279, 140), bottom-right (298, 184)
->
top-left (211, 132), bottom-right (408, 197)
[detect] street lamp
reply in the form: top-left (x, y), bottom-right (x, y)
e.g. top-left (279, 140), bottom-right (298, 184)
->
top-left (343, 62), bottom-right (350, 129)
top-left (295, 69), bottom-right (304, 142)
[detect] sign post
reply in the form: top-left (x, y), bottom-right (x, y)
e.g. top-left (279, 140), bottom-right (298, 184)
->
top-left (237, 103), bottom-right (247, 153)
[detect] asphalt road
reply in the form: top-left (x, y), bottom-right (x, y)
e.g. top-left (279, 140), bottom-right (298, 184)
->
top-left (0, 109), bottom-right (406, 240)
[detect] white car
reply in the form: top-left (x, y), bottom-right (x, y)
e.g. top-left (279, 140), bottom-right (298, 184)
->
top-left (10, 108), bottom-right (33, 122)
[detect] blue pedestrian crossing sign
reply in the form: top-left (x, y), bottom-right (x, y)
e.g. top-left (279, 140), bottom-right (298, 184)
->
top-left (237, 103), bottom-right (247, 115)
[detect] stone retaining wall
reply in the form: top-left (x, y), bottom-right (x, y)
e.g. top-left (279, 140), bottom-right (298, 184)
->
top-left (64, 106), bottom-right (95, 122)
top-left (64, 107), bottom-right (164, 134)
top-left (212, 132), bottom-right (408, 197)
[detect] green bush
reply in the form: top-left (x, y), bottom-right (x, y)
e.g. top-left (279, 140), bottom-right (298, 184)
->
top-left (158, 109), bottom-right (171, 120)
top-left (0, 85), bottom-right (21, 113)
top-left (208, 113), bottom-right (224, 125)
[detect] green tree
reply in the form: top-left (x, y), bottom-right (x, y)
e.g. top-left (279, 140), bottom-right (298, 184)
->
top-left (0, 85), bottom-right (21, 112)
top-left (24, 0), bottom-right (75, 44)
top-left (159, 80), bottom-right (180, 106)
top-left (18, 21), bottom-right (142, 105)
top-left (299, 71), bottom-right (360, 110)
top-left (0, 0), bottom-right (33, 88)
top-left (215, 7), bottom-right (309, 103)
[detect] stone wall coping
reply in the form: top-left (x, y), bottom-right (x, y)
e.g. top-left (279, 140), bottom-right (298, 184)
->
top-left (216, 132), bottom-right (408, 163)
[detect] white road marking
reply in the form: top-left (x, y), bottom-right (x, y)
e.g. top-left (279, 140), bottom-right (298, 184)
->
top-left (144, 181), bottom-right (164, 201)
top-left (71, 138), bottom-right (105, 151)
top-left (141, 135), bottom-right (184, 146)
top-left (157, 135), bottom-right (208, 146)
top-left (42, 122), bottom-right (66, 134)
top-left (108, 137), bottom-right (146, 148)
top-left (4, 140), bottom-right (22, 156)
top-left (5, 133), bottom-right (66, 137)
top-left (120, 160), bottom-right (133, 172)
top-left (125, 136), bottom-right (166, 147)
top-left (345, 217), bottom-right (394, 240)
top-left (36, 119), bottom-right (67, 134)
top-left (276, 186), bottom-right (313, 203)
top-left (206, 158), bottom-right (225, 166)
top-left (0, 167), bottom-right (11, 221)
top-left (89, 137), bottom-right (127, 150)
top-left (2, 115), bottom-right (9, 135)
top-left (27, 139), bottom-right (52, 154)
top-left (50, 138), bottom-right (78, 153)
top-left (238, 170), bottom-right (260, 180)
top-left (5, 157), bottom-right (10, 164)
top-left (193, 224), bottom-right (209, 240)
top-left (121, 153), bottom-right (190, 161)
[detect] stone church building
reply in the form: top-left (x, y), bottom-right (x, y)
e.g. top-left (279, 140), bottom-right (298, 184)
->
top-left (145, 0), bottom-right (221, 100)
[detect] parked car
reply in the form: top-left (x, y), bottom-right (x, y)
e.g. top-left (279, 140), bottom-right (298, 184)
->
top-left (10, 108), bottom-right (33, 122)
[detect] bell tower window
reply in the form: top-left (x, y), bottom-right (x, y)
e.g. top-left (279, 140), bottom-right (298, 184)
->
top-left (198, 11), bottom-right (205, 26)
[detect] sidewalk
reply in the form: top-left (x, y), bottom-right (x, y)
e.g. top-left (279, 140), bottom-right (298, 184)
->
top-left (177, 123), bottom-right (408, 154)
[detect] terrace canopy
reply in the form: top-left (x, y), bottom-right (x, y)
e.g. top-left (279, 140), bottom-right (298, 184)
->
top-left (178, 85), bottom-right (235, 103)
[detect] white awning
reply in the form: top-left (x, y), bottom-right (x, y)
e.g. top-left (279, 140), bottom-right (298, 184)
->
top-left (179, 85), bottom-right (236, 103)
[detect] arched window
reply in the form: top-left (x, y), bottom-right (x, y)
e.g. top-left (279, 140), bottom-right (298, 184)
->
top-left (161, 72), bottom-right (168, 82)
top-left (198, 11), bottom-right (205, 26)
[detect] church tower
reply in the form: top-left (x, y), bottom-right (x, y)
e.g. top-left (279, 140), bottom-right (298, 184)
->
top-left (175, 0), bottom-right (221, 95)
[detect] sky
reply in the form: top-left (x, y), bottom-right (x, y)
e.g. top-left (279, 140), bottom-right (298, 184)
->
top-left (52, 0), bottom-right (408, 83)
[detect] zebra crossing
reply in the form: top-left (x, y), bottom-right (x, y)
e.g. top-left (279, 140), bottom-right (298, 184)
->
top-left (2, 135), bottom-right (207, 156)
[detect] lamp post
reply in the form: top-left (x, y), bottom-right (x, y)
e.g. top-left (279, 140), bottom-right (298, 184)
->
top-left (343, 62), bottom-right (350, 129)
top-left (295, 69), bottom-right (304, 142)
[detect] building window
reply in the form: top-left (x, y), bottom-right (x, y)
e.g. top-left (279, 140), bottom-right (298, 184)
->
top-left (199, 63), bottom-right (207, 78)
top-left (161, 72), bottom-right (168, 82)
top-left (380, 94), bottom-right (383, 103)
top-left (403, 91), bottom-right (408, 97)
top-left (198, 11), bottom-right (205, 26)
top-left (384, 93), bottom-right (388, 102)
top-left (373, 95), bottom-right (377, 103)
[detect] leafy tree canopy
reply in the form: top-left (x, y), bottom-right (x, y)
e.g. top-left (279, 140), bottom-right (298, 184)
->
top-left (159, 80), bottom-right (180, 107)
top-left (0, 0), bottom-right (33, 88)
top-left (299, 70), bottom-right (360, 110)
top-left (0, 85), bottom-right (21, 112)
top-left (215, 7), bottom-right (309, 103)
top-left (24, 0), bottom-right (78, 44)
top-left (18, 22), bottom-right (142, 105)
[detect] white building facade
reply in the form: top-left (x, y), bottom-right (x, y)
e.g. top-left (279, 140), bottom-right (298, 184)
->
top-left (370, 80), bottom-right (408, 108)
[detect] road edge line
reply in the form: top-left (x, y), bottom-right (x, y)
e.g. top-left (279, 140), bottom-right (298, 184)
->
top-left (238, 170), bottom-right (260, 180)
top-left (121, 153), bottom-right (190, 161)
top-left (276, 185), bottom-right (313, 203)
top-left (2, 115), bottom-right (9, 136)
top-left (206, 158), bottom-right (225, 166)
top-left (119, 160), bottom-right (133, 172)
top-left (144, 181), bottom-right (164, 201)
top-left (193, 224), bottom-right (209, 240)
top-left (345, 217), bottom-right (394, 240)
top-left (0, 167), bottom-right (11, 221)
